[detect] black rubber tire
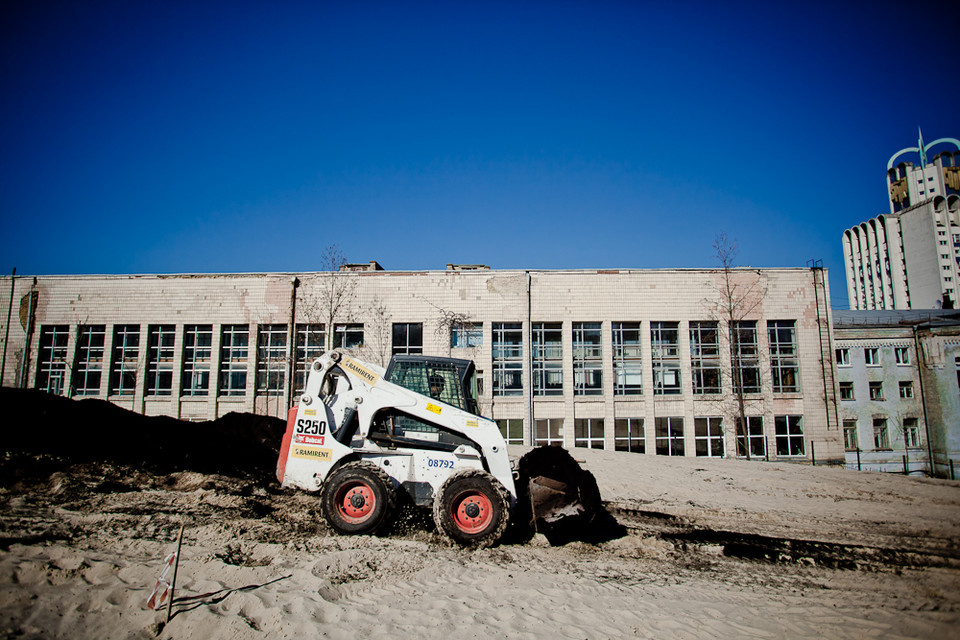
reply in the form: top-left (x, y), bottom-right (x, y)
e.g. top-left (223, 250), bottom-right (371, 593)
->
top-left (321, 461), bottom-right (396, 536)
top-left (433, 469), bottom-right (510, 548)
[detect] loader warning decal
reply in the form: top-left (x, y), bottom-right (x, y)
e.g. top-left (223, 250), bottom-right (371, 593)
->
top-left (465, 419), bottom-right (478, 428)
top-left (304, 409), bottom-right (317, 416)
top-left (341, 357), bottom-right (380, 386)
top-left (426, 403), bottom-right (442, 415)
top-left (292, 446), bottom-right (332, 462)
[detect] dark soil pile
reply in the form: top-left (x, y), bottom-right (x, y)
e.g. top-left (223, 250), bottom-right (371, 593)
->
top-left (0, 388), bottom-right (286, 483)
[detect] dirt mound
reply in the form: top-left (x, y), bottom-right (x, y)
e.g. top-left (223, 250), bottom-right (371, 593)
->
top-left (0, 388), bottom-right (286, 482)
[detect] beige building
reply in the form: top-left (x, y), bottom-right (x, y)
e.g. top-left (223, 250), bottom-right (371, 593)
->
top-left (0, 266), bottom-right (843, 463)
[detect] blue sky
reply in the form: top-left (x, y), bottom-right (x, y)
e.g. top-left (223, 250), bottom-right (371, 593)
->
top-left (1, 1), bottom-right (958, 308)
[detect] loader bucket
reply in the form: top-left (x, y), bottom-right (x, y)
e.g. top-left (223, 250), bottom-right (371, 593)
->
top-left (514, 446), bottom-right (602, 543)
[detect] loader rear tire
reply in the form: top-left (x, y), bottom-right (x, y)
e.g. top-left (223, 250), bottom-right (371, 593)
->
top-left (321, 461), bottom-right (396, 536)
top-left (433, 469), bottom-right (509, 548)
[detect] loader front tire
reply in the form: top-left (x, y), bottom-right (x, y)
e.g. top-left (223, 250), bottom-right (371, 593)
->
top-left (433, 469), bottom-right (509, 548)
top-left (321, 461), bottom-right (396, 536)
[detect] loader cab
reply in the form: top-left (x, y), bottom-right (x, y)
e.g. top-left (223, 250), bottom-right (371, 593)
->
top-left (385, 355), bottom-right (480, 416)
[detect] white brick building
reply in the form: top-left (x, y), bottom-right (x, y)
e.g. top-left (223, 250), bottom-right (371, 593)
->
top-left (0, 266), bottom-right (844, 463)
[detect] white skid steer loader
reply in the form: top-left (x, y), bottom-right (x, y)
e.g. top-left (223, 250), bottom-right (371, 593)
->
top-left (276, 351), bottom-right (599, 548)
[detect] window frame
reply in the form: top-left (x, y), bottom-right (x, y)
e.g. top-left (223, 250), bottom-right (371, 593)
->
top-left (218, 324), bottom-right (249, 397)
top-left (574, 417), bottom-right (605, 449)
top-left (532, 322), bottom-right (564, 396)
top-left (651, 322), bottom-right (682, 395)
top-left (573, 322), bottom-right (603, 396)
top-left (655, 416), bottom-right (684, 456)
top-left (768, 320), bottom-right (799, 393)
top-left (492, 322), bottom-right (523, 397)
top-left (109, 324), bottom-right (140, 396)
top-left (72, 325), bottom-right (106, 396)
top-left (497, 418), bottom-right (524, 445)
top-left (256, 324), bottom-right (288, 396)
top-left (690, 321), bottom-right (721, 395)
top-left (392, 322), bottom-right (423, 355)
top-left (694, 416), bottom-right (724, 458)
top-left (145, 324), bottom-right (175, 397)
top-left (181, 324), bottom-right (213, 397)
top-left (612, 322), bottom-right (642, 395)
top-left (774, 415), bottom-right (805, 457)
top-left (614, 417), bottom-right (645, 453)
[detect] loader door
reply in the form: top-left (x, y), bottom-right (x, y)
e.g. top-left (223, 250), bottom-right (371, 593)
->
top-left (385, 355), bottom-right (480, 415)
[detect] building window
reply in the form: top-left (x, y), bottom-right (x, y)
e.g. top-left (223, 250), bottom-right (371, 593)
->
top-left (612, 322), bottom-right (642, 395)
top-left (72, 325), bottom-right (106, 396)
top-left (451, 323), bottom-right (482, 349)
top-left (732, 321), bottom-right (761, 394)
top-left (574, 418), bottom-right (604, 449)
top-left (736, 416), bottom-right (766, 458)
top-left (181, 324), bottom-right (212, 397)
top-left (839, 381), bottom-right (854, 400)
top-left (36, 325), bottom-right (69, 394)
top-left (294, 324), bottom-right (325, 394)
top-left (256, 324), bottom-right (287, 396)
top-left (492, 322), bottom-right (523, 396)
top-left (694, 417), bottom-right (724, 457)
top-left (768, 320), bottom-right (799, 393)
top-left (392, 322), bottom-right (423, 355)
top-left (535, 418), bottom-right (563, 446)
top-left (497, 418), bottom-right (524, 445)
top-left (869, 381), bottom-right (884, 400)
top-left (895, 347), bottom-right (910, 365)
top-left (835, 348), bottom-right (850, 366)
top-left (219, 324), bottom-right (249, 396)
top-left (532, 322), bottom-right (563, 396)
top-left (651, 322), bottom-right (681, 395)
top-left (573, 322), bottom-right (603, 396)
top-left (109, 324), bottom-right (140, 396)
top-left (333, 323), bottom-right (364, 349)
top-left (843, 419), bottom-right (858, 450)
top-left (903, 418), bottom-right (921, 448)
top-left (775, 415), bottom-right (804, 457)
top-left (690, 321), bottom-right (721, 395)
top-left (145, 325), bottom-right (175, 396)
top-left (614, 418), bottom-right (644, 453)
top-left (865, 348), bottom-right (880, 366)
top-left (655, 417), bottom-right (684, 456)
top-left (898, 381), bottom-right (914, 398)
top-left (873, 418), bottom-right (889, 449)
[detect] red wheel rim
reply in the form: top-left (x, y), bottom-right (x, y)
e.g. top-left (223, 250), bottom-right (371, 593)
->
top-left (334, 481), bottom-right (376, 524)
top-left (451, 490), bottom-right (493, 534)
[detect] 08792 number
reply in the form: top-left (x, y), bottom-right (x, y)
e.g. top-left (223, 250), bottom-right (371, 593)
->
top-left (426, 458), bottom-right (454, 469)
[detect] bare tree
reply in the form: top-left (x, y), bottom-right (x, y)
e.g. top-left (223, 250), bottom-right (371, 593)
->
top-left (361, 295), bottom-right (392, 367)
top-left (301, 245), bottom-right (358, 352)
top-left (705, 233), bottom-right (768, 460)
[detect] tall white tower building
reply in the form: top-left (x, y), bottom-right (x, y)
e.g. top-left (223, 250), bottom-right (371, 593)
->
top-left (843, 131), bottom-right (960, 310)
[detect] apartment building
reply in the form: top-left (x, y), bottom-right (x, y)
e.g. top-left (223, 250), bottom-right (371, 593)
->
top-left (0, 266), bottom-right (843, 463)
top-left (842, 133), bottom-right (960, 310)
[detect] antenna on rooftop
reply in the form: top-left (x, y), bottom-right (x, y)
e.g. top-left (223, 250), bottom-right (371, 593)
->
top-left (918, 126), bottom-right (927, 168)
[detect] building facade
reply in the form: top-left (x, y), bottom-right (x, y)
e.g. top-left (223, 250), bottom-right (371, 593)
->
top-left (842, 134), bottom-right (960, 310)
top-left (834, 310), bottom-right (960, 477)
top-left (0, 266), bottom-right (843, 463)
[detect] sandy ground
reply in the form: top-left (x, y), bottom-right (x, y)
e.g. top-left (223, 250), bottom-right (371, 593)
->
top-left (1, 439), bottom-right (958, 640)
